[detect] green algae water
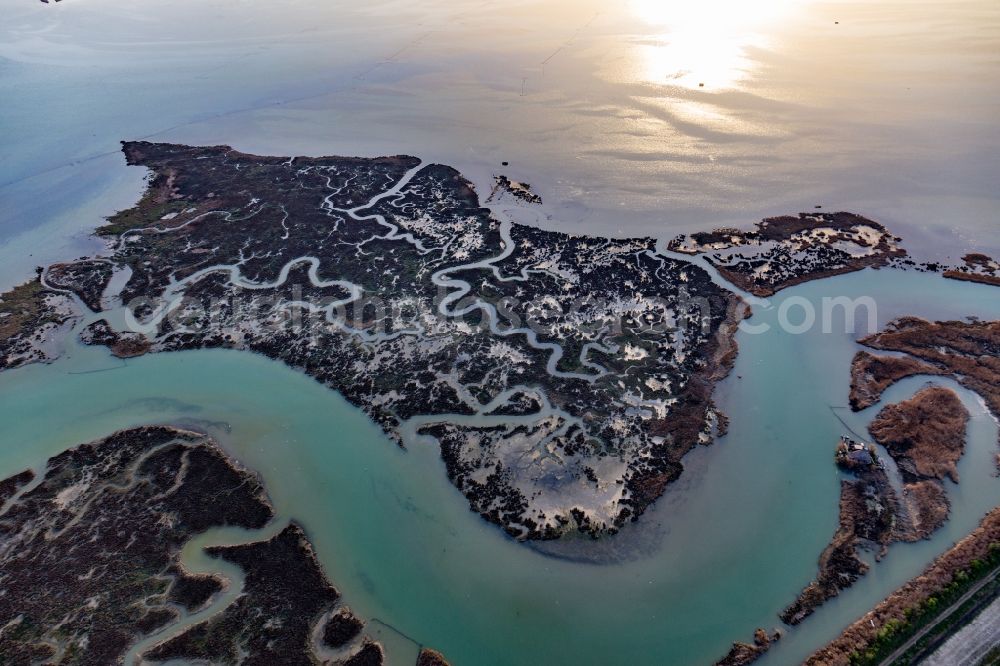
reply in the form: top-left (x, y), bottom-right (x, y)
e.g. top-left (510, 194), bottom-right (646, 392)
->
top-left (1, 269), bottom-right (997, 665)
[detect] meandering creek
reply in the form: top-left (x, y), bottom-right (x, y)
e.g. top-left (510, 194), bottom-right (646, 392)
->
top-left (3, 1), bottom-right (1000, 661)
top-left (1, 269), bottom-right (997, 665)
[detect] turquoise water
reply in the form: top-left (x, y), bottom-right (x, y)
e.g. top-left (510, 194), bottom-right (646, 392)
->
top-left (1, 269), bottom-right (997, 665)
top-left (3, 0), bottom-right (1000, 662)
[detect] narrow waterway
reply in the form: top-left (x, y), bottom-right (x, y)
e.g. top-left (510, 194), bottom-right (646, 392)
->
top-left (1, 268), bottom-right (997, 665)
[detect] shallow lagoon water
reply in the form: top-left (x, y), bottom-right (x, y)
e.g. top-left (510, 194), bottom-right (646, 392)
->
top-left (1, 269), bottom-right (998, 665)
top-left (3, 0), bottom-right (1000, 290)
top-left (3, 0), bottom-right (1000, 663)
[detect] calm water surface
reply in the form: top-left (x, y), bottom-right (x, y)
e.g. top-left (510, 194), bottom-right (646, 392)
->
top-left (0, 271), bottom-right (998, 665)
top-left (2, 0), bottom-right (999, 287)
top-left (2, 1), bottom-right (999, 664)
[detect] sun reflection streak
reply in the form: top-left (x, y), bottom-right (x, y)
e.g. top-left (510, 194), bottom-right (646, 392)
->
top-left (629, 0), bottom-right (808, 90)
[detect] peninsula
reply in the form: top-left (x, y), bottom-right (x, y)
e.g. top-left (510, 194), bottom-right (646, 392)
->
top-left (668, 212), bottom-right (906, 297)
top-left (0, 141), bottom-right (746, 541)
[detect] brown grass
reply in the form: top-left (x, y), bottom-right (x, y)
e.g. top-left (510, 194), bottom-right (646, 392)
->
top-left (806, 506), bottom-right (1000, 665)
top-left (849, 351), bottom-right (943, 411)
top-left (869, 386), bottom-right (969, 483)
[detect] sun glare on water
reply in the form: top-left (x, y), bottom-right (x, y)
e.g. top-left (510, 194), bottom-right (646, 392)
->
top-left (629, 0), bottom-right (807, 90)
